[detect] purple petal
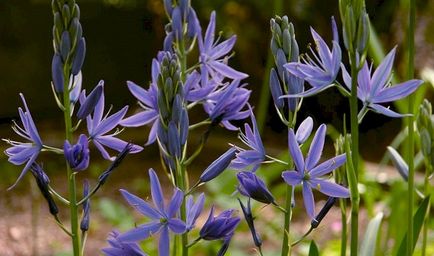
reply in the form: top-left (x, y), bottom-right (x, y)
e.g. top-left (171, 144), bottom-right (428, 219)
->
top-left (167, 188), bottom-right (184, 218)
top-left (310, 154), bottom-right (346, 177)
top-left (149, 169), bottom-right (165, 214)
top-left (168, 218), bottom-right (186, 234)
top-left (370, 103), bottom-right (408, 118)
top-left (305, 124), bottom-right (326, 170)
top-left (127, 81), bottom-right (153, 106)
top-left (8, 148), bottom-right (40, 190)
top-left (96, 135), bottom-right (143, 153)
top-left (120, 110), bottom-right (158, 127)
top-left (370, 47), bottom-right (396, 95)
top-left (159, 227), bottom-right (170, 256)
top-left (302, 182), bottom-right (315, 219)
top-left (210, 36), bottom-right (236, 59)
top-left (310, 27), bottom-right (332, 69)
top-left (119, 189), bottom-right (161, 219)
top-left (282, 171), bottom-right (302, 186)
top-left (373, 79), bottom-right (423, 103)
top-left (118, 221), bottom-right (162, 242)
top-left (146, 120), bottom-right (159, 145)
top-left (311, 179), bottom-right (350, 198)
top-left (93, 106), bottom-right (128, 136)
top-left (93, 139), bottom-right (112, 160)
top-left (288, 129), bottom-right (305, 172)
top-left (204, 11), bottom-right (216, 51)
top-left (211, 61), bottom-right (248, 79)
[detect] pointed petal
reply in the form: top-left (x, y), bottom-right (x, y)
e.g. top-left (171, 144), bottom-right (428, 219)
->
top-left (282, 170), bottom-right (302, 186)
top-left (168, 218), bottom-right (186, 234)
top-left (127, 81), bottom-right (153, 106)
top-left (211, 61), bottom-right (248, 79)
top-left (118, 221), bottom-right (162, 242)
top-left (167, 188), bottom-right (184, 217)
top-left (305, 124), bottom-right (326, 170)
top-left (93, 139), bottom-right (112, 160)
top-left (120, 110), bottom-right (158, 127)
top-left (93, 106), bottom-right (128, 136)
top-left (288, 129), bottom-right (304, 173)
top-left (311, 179), bottom-right (350, 198)
top-left (210, 36), bottom-right (236, 59)
top-left (119, 189), bottom-right (161, 219)
top-left (159, 227), bottom-right (170, 256)
top-left (371, 47), bottom-right (396, 94)
top-left (97, 135), bottom-right (143, 153)
top-left (370, 103), bottom-right (408, 118)
top-left (310, 154), bottom-right (346, 177)
top-left (372, 79), bottom-right (423, 103)
top-left (149, 169), bottom-right (165, 214)
top-left (8, 149), bottom-right (39, 190)
top-left (204, 11), bottom-right (216, 51)
top-left (302, 182), bottom-right (315, 219)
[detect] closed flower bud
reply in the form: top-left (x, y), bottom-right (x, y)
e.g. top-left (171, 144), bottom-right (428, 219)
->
top-left (282, 28), bottom-right (291, 56)
top-left (72, 3), bottom-right (80, 19)
top-left (237, 171), bottom-right (275, 205)
top-left (53, 12), bottom-right (63, 39)
top-left (163, 0), bottom-right (173, 16)
top-left (187, 8), bottom-right (199, 38)
top-left (168, 121), bottom-right (181, 158)
top-left (60, 31), bottom-right (71, 61)
top-left (179, 108), bottom-right (189, 145)
top-left (80, 179), bottom-right (91, 232)
top-left (356, 12), bottom-right (370, 55)
top-left (295, 116), bottom-right (314, 144)
top-left (387, 146), bottom-right (409, 181)
top-left (64, 134), bottom-right (90, 171)
top-left (172, 7), bottom-right (183, 40)
top-left (269, 68), bottom-right (284, 109)
top-left (71, 37), bottom-right (86, 75)
top-left (52, 54), bottom-right (64, 93)
top-left (200, 148), bottom-right (237, 183)
top-left (77, 81), bottom-right (102, 119)
top-left (311, 197), bottom-right (337, 228)
top-left (62, 4), bottom-right (71, 25)
top-left (419, 128), bottom-right (431, 157)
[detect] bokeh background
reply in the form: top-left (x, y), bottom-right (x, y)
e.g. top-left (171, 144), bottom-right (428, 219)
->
top-left (1, 0), bottom-right (434, 255)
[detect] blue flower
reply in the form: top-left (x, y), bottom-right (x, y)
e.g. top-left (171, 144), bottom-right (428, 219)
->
top-left (199, 207), bottom-right (240, 241)
top-left (282, 124), bottom-right (349, 218)
top-left (199, 148), bottom-right (237, 183)
top-left (118, 169), bottom-right (186, 256)
top-left (203, 80), bottom-right (251, 130)
top-left (341, 47), bottom-right (424, 118)
top-left (4, 94), bottom-right (43, 189)
top-left (198, 11), bottom-right (248, 83)
top-left (83, 81), bottom-right (143, 160)
top-left (237, 171), bottom-right (275, 205)
top-left (102, 230), bottom-right (147, 256)
top-left (283, 17), bottom-right (341, 97)
top-left (231, 107), bottom-right (265, 171)
top-left (63, 134), bottom-right (90, 171)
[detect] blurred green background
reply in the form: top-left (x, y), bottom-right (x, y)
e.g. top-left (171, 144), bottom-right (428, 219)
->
top-left (1, 0), bottom-right (434, 255)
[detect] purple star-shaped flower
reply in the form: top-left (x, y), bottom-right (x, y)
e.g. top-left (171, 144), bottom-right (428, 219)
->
top-left (282, 124), bottom-right (349, 219)
top-left (198, 11), bottom-right (248, 84)
top-left (83, 81), bottom-right (143, 160)
top-left (4, 94), bottom-right (43, 189)
top-left (231, 107), bottom-right (265, 171)
top-left (102, 230), bottom-right (147, 256)
top-left (283, 17), bottom-right (341, 98)
top-left (203, 80), bottom-right (251, 130)
top-left (118, 169), bottom-right (186, 256)
top-left (341, 47), bottom-right (424, 118)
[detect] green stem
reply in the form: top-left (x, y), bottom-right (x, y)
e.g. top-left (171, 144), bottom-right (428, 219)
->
top-left (406, 0), bottom-right (416, 254)
top-left (63, 73), bottom-right (81, 255)
top-left (281, 185), bottom-right (293, 256)
top-left (349, 51), bottom-right (360, 256)
top-left (422, 162), bottom-right (431, 256)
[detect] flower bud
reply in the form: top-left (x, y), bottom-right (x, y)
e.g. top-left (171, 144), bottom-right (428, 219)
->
top-left (72, 3), bottom-right (80, 19)
top-left (387, 146), bottom-right (409, 181)
top-left (295, 116), bottom-right (314, 144)
top-left (200, 148), bottom-right (236, 183)
top-left (71, 37), bottom-right (86, 75)
top-left (163, 0), bottom-right (173, 16)
top-left (52, 54), bottom-right (64, 93)
top-left (269, 68), bottom-right (284, 109)
top-left (60, 31), bottom-right (71, 61)
top-left (172, 7), bottom-right (183, 40)
top-left (168, 121), bottom-right (181, 158)
top-left (62, 4), bottom-right (71, 26)
top-left (64, 134), bottom-right (90, 171)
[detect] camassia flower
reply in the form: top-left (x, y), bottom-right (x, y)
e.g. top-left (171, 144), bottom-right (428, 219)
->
top-left (283, 17), bottom-right (341, 98)
top-left (199, 207), bottom-right (240, 241)
top-left (83, 81), bottom-right (143, 160)
top-left (231, 107), bottom-right (265, 172)
top-left (198, 11), bottom-right (248, 83)
top-left (237, 171), bottom-right (275, 205)
top-left (341, 47), bottom-right (424, 118)
top-left (282, 124), bottom-right (349, 219)
top-left (63, 134), bottom-right (90, 171)
top-left (102, 230), bottom-right (147, 256)
top-left (118, 169), bottom-right (186, 256)
top-left (4, 94), bottom-right (43, 189)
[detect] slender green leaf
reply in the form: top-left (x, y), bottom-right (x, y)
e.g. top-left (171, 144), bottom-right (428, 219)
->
top-left (396, 195), bottom-right (431, 256)
top-left (360, 212), bottom-right (384, 256)
top-left (309, 240), bottom-right (320, 256)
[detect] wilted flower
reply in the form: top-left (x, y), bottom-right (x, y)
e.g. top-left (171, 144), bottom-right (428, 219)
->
top-left (80, 179), bottom-right (91, 232)
top-left (199, 148), bottom-right (237, 183)
top-left (199, 207), bottom-right (240, 241)
top-left (198, 11), bottom-right (248, 83)
top-left (284, 17), bottom-right (341, 97)
top-left (118, 169), bottom-right (186, 256)
top-left (30, 163), bottom-right (58, 216)
top-left (64, 134), bottom-right (90, 171)
top-left (231, 108), bottom-right (265, 172)
top-left (311, 197), bottom-right (336, 228)
top-left (4, 94), bottom-right (43, 189)
top-left (102, 230), bottom-right (147, 256)
top-left (238, 198), bottom-right (262, 248)
top-left (282, 124), bottom-right (349, 218)
top-left (83, 82), bottom-right (143, 160)
top-left (98, 143), bottom-right (134, 185)
top-left (341, 47), bottom-right (424, 118)
top-left (237, 172), bottom-right (275, 205)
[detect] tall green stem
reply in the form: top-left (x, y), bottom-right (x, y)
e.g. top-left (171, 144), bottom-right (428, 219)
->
top-left (406, 0), bottom-right (416, 254)
top-left (63, 75), bottom-right (81, 255)
top-left (349, 52), bottom-right (360, 256)
top-left (281, 185), bottom-right (293, 256)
